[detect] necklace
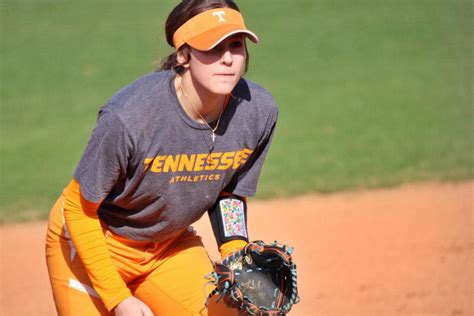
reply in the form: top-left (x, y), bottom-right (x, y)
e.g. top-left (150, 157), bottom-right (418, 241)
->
top-left (179, 77), bottom-right (224, 143)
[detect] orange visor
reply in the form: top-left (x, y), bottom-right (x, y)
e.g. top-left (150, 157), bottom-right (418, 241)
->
top-left (172, 8), bottom-right (259, 51)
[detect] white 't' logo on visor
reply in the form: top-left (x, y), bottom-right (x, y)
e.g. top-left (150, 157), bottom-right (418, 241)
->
top-left (212, 11), bottom-right (226, 22)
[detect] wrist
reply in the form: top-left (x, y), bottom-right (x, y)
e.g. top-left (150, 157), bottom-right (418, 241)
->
top-left (107, 291), bottom-right (133, 312)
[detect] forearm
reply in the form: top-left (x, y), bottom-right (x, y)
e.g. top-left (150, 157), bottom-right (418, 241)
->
top-left (209, 193), bottom-right (249, 258)
top-left (63, 179), bottom-right (132, 312)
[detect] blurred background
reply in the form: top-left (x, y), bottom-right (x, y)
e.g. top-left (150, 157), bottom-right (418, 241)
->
top-left (1, 1), bottom-right (473, 315)
top-left (1, 0), bottom-right (472, 220)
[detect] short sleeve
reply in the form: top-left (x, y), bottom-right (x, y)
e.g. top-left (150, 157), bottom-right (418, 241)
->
top-left (224, 106), bottom-right (278, 197)
top-left (73, 108), bottom-right (133, 203)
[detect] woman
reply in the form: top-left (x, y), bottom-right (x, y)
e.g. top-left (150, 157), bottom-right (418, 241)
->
top-left (45, 0), bottom-right (278, 315)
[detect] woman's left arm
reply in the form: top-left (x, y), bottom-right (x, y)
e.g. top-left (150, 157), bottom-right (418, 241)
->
top-left (210, 101), bottom-right (279, 258)
top-left (208, 193), bottom-right (249, 258)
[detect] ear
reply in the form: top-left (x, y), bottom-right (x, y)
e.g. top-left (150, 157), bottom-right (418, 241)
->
top-left (176, 49), bottom-right (190, 69)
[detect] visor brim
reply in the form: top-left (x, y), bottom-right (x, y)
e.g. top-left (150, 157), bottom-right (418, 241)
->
top-left (186, 26), bottom-right (259, 51)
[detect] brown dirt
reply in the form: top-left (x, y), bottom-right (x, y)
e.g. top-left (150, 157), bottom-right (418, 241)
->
top-left (1, 181), bottom-right (473, 316)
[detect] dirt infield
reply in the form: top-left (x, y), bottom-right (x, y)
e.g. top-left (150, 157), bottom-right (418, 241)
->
top-left (0, 181), bottom-right (472, 316)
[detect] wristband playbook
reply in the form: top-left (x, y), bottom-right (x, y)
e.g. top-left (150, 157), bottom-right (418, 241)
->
top-left (208, 194), bottom-right (249, 247)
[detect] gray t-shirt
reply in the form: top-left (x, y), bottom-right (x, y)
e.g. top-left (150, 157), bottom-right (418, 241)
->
top-left (74, 70), bottom-right (278, 241)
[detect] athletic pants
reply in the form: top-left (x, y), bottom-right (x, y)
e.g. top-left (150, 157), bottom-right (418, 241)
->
top-left (45, 195), bottom-right (237, 315)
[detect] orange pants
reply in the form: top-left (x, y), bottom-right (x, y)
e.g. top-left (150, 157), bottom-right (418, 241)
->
top-left (45, 195), bottom-right (237, 316)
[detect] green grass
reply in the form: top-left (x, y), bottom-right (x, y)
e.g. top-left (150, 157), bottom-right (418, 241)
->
top-left (1, 0), bottom-right (473, 221)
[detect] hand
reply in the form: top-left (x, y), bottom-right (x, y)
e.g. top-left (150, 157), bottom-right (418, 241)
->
top-left (114, 296), bottom-right (154, 316)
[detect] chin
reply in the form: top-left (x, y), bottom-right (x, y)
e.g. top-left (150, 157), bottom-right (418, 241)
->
top-left (210, 82), bottom-right (238, 95)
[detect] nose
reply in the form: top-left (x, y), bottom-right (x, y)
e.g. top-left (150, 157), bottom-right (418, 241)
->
top-left (220, 49), bottom-right (233, 66)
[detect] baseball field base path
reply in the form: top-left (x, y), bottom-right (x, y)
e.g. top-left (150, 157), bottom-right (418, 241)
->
top-left (0, 180), bottom-right (473, 315)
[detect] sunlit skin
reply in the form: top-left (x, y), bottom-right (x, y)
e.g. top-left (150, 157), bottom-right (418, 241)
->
top-left (176, 34), bottom-right (247, 123)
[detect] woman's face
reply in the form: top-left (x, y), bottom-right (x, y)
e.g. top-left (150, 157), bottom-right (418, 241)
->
top-left (186, 34), bottom-right (247, 95)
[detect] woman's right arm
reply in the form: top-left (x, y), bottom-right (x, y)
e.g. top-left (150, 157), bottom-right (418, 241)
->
top-left (63, 179), bottom-right (130, 311)
top-left (63, 179), bottom-right (154, 315)
top-left (64, 107), bottom-right (156, 313)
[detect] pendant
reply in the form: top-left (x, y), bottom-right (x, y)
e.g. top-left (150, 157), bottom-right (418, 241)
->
top-left (211, 132), bottom-right (216, 142)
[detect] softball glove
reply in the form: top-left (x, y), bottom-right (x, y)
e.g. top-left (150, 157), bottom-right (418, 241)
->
top-left (207, 240), bottom-right (299, 315)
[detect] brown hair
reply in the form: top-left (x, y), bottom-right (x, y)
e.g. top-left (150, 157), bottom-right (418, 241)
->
top-left (158, 0), bottom-right (250, 73)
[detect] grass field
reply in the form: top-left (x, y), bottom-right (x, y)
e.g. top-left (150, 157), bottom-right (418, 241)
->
top-left (1, 0), bottom-right (473, 221)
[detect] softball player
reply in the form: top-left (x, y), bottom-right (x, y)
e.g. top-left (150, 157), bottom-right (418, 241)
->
top-left (45, 1), bottom-right (278, 315)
